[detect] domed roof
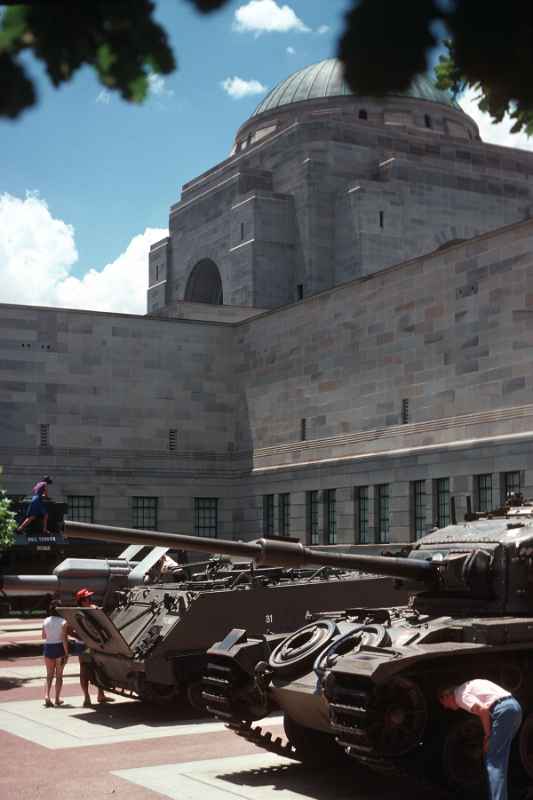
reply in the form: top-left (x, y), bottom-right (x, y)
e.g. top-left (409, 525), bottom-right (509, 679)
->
top-left (252, 58), bottom-right (461, 117)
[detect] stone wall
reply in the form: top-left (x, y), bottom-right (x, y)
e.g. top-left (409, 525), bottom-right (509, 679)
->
top-left (151, 112), bottom-right (533, 316)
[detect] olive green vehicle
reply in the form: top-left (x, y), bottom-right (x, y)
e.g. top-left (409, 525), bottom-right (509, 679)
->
top-left (62, 521), bottom-right (407, 709)
top-left (199, 500), bottom-right (533, 797)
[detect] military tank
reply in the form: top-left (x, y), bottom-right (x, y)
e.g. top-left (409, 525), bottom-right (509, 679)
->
top-left (62, 521), bottom-right (410, 709)
top-left (196, 499), bottom-right (533, 797)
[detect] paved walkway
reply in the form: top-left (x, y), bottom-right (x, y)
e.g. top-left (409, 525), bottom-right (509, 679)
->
top-left (0, 617), bottom-right (448, 800)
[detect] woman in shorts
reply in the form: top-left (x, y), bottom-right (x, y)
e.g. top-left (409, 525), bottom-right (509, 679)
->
top-left (42, 600), bottom-right (69, 707)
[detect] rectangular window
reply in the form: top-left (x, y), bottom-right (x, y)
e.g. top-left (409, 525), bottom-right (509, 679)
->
top-left (156, 264), bottom-right (160, 281)
top-left (132, 496), bottom-right (158, 530)
top-left (324, 489), bottom-right (336, 545)
top-left (412, 481), bottom-right (426, 539)
top-left (40, 423), bottom-right (49, 448)
top-left (502, 471), bottom-right (521, 502)
top-left (435, 478), bottom-right (450, 527)
top-left (300, 418), bottom-right (307, 441)
top-left (376, 484), bottom-right (390, 543)
top-left (296, 283), bottom-right (304, 301)
top-left (194, 497), bottom-right (218, 538)
top-left (67, 495), bottom-right (95, 523)
top-left (263, 494), bottom-right (274, 536)
top-left (278, 493), bottom-right (290, 537)
top-left (357, 486), bottom-right (370, 544)
top-left (306, 490), bottom-right (320, 545)
top-left (240, 222), bottom-right (245, 241)
top-left (168, 428), bottom-right (177, 451)
top-left (476, 474), bottom-right (493, 513)
top-left (379, 210), bottom-right (384, 228)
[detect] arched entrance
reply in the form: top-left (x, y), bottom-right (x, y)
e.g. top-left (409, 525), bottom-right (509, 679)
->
top-left (184, 259), bottom-right (223, 304)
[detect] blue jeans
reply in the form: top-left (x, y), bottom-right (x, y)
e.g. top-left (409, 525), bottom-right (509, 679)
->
top-left (484, 697), bottom-right (522, 800)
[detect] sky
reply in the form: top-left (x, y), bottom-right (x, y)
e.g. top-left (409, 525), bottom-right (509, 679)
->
top-left (1, 0), bottom-right (532, 316)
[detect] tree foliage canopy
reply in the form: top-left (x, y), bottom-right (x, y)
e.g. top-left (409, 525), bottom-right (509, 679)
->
top-left (0, 470), bottom-right (16, 550)
top-left (1, 0), bottom-right (532, 132)
top-left (340, 0), bottom-right (533, 135)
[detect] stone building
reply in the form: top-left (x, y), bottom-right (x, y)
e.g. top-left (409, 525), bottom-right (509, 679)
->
top-left (2, 59), bottom-right (533, 545)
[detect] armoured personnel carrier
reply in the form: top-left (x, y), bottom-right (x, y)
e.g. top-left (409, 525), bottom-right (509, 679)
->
top-left (198, 499), bottom-right (533, 797)
top-left (62, 521), bottom-right (409, 709)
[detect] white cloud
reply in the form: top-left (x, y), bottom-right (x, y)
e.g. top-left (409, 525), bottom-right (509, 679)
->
top-left (286, 46), bottom-right (296, 55)
top-left (233, 0), bottom-right (310, 35)
top-left (221, 76), bottom-right (267, 99)
top-left (316, 24), bottom-right (330, 35)
top-left (148, 73), bottom-right (174, 98)
top-left (459, 88), bottom-right (533, 152)
top-left (0, 192), bottom-right (167, 314)
top-left (96, 89), bottom-right (111, 105)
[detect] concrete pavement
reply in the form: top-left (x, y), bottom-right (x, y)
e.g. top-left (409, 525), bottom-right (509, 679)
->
top-left (0, 617), bottom-right (447, 800)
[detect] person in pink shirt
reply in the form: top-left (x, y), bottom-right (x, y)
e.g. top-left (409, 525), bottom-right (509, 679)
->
top-left (439, 679), bottom-right (522, 800)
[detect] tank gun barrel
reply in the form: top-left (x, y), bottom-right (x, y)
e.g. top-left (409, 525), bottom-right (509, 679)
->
top-left (0, 574), bottom-right (59, 596)
top-left (65, 522), bottom-right (438, 584)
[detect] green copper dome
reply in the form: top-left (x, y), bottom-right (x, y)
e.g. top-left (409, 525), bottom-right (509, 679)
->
top-left (252, 58), bottom-right (461, 117)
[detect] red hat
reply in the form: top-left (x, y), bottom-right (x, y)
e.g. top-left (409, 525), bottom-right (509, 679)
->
top-left (75, 588), bottom-right (94, 601)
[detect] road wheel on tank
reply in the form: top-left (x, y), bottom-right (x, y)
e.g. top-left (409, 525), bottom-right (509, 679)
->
top-left (365, 677), bottom-right (427, 758)
top-left (186, 680), bottom-right (208, 714)
top-left (283, 714), bottom-right (349, 766)
top-left (441, 717), bottom-right (486, 798)
top-left (140, 681), bottom-right (181, 705)
top-left (268, 621), bottom-right (338, 680)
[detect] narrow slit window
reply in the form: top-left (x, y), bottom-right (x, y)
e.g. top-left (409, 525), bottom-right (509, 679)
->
top-left (424, 114), bottom-right (432, 129)
top-left (168, 428), bottom-right (177, 451)
top-left (324, 489), bottom-right (336, 545)
top-left (300, 418), bottom-right (306, 441)
top-left (306, 490), bottom-right (320, 545)
top-left (296, 284), bottom-right (304, 301)
top-left (39, 424), bottom-right (49, 448)
top-left (379, 211), bottom-right (384, 228)
top-left (263, 494), bottom-right (274, 536)
top-left (278, 493), bottom-right (290, 537)
top-left (357, 486), bottom-right (369, 544)
top-left (401, 398), bottom-right (409, 424)
top-left (240, 222), bottom-right (245, 241)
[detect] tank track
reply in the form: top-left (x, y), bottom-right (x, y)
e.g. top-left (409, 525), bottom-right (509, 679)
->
top-left (326, 671), bottom-right (442, 787)
top-left (325, 672), bottom-right (376, 756)
top-left (202, 656), bottom-right (298, 759)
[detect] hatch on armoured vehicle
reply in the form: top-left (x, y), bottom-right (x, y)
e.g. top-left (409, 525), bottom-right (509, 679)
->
top-left (60, 607), bottom-right (134, 657)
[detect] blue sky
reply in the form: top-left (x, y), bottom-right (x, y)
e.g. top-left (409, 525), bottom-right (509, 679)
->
top-left (1, 0), bottom-right (531, 314)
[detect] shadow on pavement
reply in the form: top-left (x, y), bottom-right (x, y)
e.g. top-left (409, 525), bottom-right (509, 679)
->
top-left (70, 698), bottom-right (209, 729)
top-left (219, 761), bottom-right (451, 800)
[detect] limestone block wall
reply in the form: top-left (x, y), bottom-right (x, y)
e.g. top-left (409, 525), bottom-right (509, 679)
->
top-left (236, 218), bottom-right (533, 451)
top-left (0, 305), bottom-right (237, 455)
